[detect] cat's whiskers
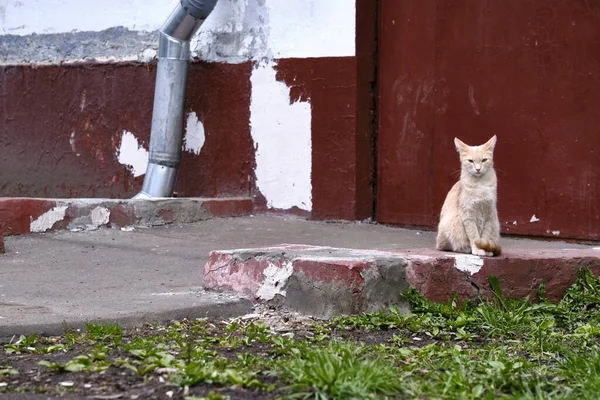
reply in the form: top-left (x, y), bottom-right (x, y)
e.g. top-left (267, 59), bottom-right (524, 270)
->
top-left (494, 167), bottom-right (508, 177)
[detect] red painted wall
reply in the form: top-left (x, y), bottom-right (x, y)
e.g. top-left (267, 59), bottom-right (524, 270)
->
top-left (377, 0), bottom-right (600, 241)
top-left (0, 62), bottom-right (255, 199)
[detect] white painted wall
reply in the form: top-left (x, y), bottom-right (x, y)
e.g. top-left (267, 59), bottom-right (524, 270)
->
top-left (0, 0), bottom-right (178, 35)
top-left (250, 60), bottom-right (312, 211)
top-left (193, 0), bottom-right (355, 62)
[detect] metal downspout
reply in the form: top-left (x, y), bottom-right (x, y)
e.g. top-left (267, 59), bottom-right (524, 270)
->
top-left (135, 0), bottom-right (218, 199)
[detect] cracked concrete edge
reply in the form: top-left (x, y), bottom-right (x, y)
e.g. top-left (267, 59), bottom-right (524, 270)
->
top-left (204, 248), bottom-right (416, 319)
top-left (0, 297), bottom-right (253, 343)
top-left (203, 245), bottom-right (600, 317)
top-left (0, 197), bottom-right (254, 237)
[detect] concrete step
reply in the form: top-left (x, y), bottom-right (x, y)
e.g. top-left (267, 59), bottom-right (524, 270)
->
top-left (0, 197), bottom-right (253, 236)
top-left (203, 244), bottom-right (600, 318)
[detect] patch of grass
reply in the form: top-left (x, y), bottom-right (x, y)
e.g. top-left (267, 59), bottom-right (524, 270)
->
top-left (4, 334), bottom-right (39, 354)
top-left (0, 366), bottom-right (18, 376)
top-left (84, 321), bottom-right (123, 345)
top-left (277, 340), bottom-right (402, 399)
top-left (4, 268), bottom-right (600, 399)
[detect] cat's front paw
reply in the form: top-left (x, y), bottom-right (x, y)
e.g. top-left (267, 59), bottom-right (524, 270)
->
top-left (471, 247), bottom-right (487, 256)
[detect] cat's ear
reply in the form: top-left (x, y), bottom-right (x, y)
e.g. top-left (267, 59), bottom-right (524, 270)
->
top-left (454, 138), bottom-right (468, 154)
top-left (483, 135), bottom-right (497, 152)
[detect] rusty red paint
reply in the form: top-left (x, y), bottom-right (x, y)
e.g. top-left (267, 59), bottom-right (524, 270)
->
top-left (292, 259), bottom-right (367, 290)
top-left (0, 62), bottom-right (256, 200)
top-left (376, 0), bottom-right (438, 228)
top-left (406, 258), bottom-right (477, 303)
top-left (0, 198), bottom-right (57, 236)
top-left (204, 252), bottom-right (267, 298)
top-left (0, 63), bottom-right (153, 198)
top-left (202, 198), bottom-right (253, 217)
top-left (157, 209), bottom-right (174, 223)
top-left (377, 0), bottom-right (600, 240)
top-left (405, 248), bottom-right (600, 303)
top-left (275, 58), bottom-right (359, 220)
top-left (108, 204), bottom-right (136, 227)
top-left (178, 62), bottom-right (256, 198)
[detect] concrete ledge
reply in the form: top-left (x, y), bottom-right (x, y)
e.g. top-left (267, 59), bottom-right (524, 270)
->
top-left (203, 245), bottom-right (600, 318)
top-left (0, 197), bottom-right (253, 236)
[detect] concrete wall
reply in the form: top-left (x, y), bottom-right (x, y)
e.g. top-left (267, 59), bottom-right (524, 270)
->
top-left (0, 0), bottom-right (368, 219)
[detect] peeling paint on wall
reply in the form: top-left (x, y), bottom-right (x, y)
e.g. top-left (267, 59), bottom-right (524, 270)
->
top-left (117, 131), bottom-right (149, 178)
top-left (2, 0), bottom-right (357, 216)
top-left (69, 131), bottom-right (79, 155)
top-left (30, 205), bottom-right (68, 233)
top-left (250, 60), bottom-right (312, 211)
top-left (90, 206), bottom-right (110, 227)
top-left (192, 0), bottom-right (271, 64)
top-left (184, 112), bottom-right (205, 155)
top-left (450, 254), bottom-right (484, 275)
top-left (255, 260), bottom-right (294, 301)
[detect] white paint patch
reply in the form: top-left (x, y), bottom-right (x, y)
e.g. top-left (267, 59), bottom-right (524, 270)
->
top-left (90, 207), bottom-right (110, 227)
top-left (139, 48), bottom-right (157, 63)
top-left (450, 254), bottom-right (484, 275)
top-left (184, 112), bottom-right (205, 155)
top-left (193, 0), bottom-right (355, 62)
top-left (80, 90), bottom-right (87, 111)
top-left (530, 215), bottom-right (540, 223)
top-left (2, 0), bottom-right (178, 35)
top-left (250, 60), bottom-right (312, 211)
top-left (513, 221), bottom-right (518, 225)
top-left (117, 130), bottom-right (148, 177)
top-left (30, 206), bottom-right (68, 233)
top-left (266, 0), bottom-right (355, 58)
top-left (69, 131), bottom-right (77, 153)
top-left (256, 261), bottom-right (294, 301)
top-left (547, 230), bottom-right (561, 236)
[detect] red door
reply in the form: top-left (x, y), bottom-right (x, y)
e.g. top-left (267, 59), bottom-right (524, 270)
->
top-left (376, 0), bottom-right (600, 241)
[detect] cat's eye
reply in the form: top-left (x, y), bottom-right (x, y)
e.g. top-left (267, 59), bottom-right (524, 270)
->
top-left (482, 158), bottom-right (488, 162)
top-left (468, 159), bottom-right (474, 163)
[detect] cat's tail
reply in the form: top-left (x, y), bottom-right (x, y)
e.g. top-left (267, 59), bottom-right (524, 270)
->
top-left (475, 239), bottom-right (502, 256)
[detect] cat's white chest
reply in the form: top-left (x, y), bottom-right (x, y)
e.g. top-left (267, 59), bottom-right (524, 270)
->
top-left (461, 185), bottom-right (496, 210)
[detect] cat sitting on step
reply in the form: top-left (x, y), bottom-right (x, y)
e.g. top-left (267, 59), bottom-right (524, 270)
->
top-left (436, 135), bottom-right (501, 257)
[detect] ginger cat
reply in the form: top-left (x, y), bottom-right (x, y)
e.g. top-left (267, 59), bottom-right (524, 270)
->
top-left (436, 135), bottom-right (501, 257)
